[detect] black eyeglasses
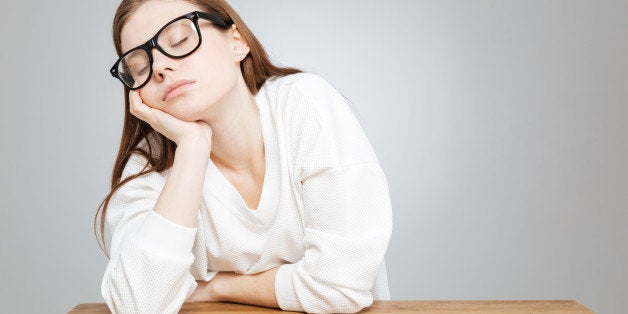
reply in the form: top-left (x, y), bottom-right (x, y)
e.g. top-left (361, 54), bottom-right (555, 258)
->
top-left (110, 11), bottom-right (233, 90)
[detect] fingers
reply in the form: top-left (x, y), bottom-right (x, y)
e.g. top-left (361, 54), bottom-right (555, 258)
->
top-left (195, 120), bottom-right (214, 142)
top-left (128, 89), bottom-right (184, 143)
top-left (129, 90), bottom-right (174, 138)
top-left (128, 90), bottom-right (154, 125)
top-left (126, 90), bottom-right (213, 148)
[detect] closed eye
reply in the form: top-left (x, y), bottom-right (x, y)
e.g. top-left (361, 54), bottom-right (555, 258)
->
top-left (171, 36), bottom-right (189, 48)
top-left (136, 64), bottom-right (149, 76)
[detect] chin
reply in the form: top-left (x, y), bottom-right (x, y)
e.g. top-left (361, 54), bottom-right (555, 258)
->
top-left (173, 110), bottom-right (203, 122)
top-left (166, 98), bottom-right (209, 122)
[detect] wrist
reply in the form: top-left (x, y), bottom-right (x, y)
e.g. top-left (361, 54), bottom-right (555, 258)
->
top-left (208, 273), bottom-right (229, 302)
top-left (176, 137), bottom-right (211, 156)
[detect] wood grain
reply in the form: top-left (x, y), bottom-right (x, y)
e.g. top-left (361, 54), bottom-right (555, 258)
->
top-left (69, 300), bottom-right (594, 313)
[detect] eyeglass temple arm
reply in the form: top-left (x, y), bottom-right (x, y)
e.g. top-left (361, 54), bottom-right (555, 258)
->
top-left (195, 11), bottom-right (233, 28)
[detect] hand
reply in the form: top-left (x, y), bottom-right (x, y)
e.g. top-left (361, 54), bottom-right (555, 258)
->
top-left (186, 269), bottom-right (278, 307)
top-left (129, 90), bottom-right (213, 148)
top-left (186, 280), bottom-right (219, 302)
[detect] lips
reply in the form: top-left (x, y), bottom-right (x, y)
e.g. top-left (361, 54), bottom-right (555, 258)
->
top-left (163, 79), bottom-right (195, 101)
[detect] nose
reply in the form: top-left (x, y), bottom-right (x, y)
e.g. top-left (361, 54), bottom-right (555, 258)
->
top-left (150, 49), bottom-right (176, 82)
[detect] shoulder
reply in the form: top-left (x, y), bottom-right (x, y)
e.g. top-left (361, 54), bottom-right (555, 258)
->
top-left (261, 72), bottom-right (356, 127)
top-left (266, 72), bottom-right (334, 90)
top-left (264, 72), bottom-right (344, 103)
top-left (262, 73), bottom-right (379, 172)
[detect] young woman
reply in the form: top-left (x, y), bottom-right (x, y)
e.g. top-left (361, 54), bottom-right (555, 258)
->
top-left (95, 0), bottom-right (393, 312)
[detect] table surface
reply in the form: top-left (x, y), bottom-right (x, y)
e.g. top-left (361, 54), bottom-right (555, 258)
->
top-left (69, 300), bottom-right (594, 313)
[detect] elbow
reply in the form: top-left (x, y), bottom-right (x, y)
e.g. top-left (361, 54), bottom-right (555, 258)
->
top-left (326, 287), bottom-right (374, 314)
top-left (101, 277), bottom-right (195, 314)
top-left (101, 272), bottom-right (143, 313)
top-left (100, 262), bottom-right (197, 313)
top-left (305, 284), bottom-right (374, 314)
top-left (292, 276), bottom-right (375, 313)
top-left (277, 263), bottom-right (376, 313)
top-left (101, 274), bottom-right (129, 314)
top-left (99, 231), bottom-right (198, 313)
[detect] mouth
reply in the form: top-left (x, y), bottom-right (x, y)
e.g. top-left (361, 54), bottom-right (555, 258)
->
top-left (163, 80), bottom-right (196, 101)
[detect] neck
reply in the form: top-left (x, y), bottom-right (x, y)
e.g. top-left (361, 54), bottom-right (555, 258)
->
top-left (202, 76), bottom-right (263, 173)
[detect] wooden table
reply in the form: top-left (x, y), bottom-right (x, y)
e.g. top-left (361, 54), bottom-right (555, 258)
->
top-left (69, 300), bottom-right (594, 313)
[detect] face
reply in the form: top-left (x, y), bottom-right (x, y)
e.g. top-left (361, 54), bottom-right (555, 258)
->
top-left (120, 0), bottom-right (248, 122)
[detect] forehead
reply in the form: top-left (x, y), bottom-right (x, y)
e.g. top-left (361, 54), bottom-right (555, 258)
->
top-left (120, 0), bottom-right (201, 52)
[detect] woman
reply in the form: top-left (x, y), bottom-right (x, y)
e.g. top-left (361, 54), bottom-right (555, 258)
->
top-left (95, 0), bottom-right (393, 312)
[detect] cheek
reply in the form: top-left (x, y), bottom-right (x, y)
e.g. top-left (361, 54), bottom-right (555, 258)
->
top-left (194, 36), bottom-right (239, 79)
top-left (196, 56), bottom-right (240, 102)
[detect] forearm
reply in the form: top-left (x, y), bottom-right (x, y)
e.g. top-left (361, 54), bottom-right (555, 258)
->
top-left (210, 268), bottom-right (279, 308)
top-left (153, 139), bottom-right (210, 228)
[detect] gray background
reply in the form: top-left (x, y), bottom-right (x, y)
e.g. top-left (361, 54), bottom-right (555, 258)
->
top-left (0, 0), bottom-right (625, 313)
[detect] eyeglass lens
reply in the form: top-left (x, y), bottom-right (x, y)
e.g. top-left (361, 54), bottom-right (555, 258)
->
top-left (117, 18), bottom-right (200, 89)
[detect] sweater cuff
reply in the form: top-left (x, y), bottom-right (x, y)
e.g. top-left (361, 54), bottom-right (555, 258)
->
top-left (133, 210), bottom-right (197, 257)
top-left (275, 263), bottom-right (304, 312)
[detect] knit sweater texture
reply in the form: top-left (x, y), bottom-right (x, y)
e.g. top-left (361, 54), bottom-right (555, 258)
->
top-left (100, 72), bottom-right (393, 313)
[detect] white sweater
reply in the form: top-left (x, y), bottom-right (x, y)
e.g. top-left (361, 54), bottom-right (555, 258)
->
top-left (100, 73), bottom-right (393, 313)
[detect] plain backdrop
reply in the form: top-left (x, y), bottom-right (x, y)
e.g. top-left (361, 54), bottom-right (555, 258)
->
top-left (0, 1), bottom-right (626, 313)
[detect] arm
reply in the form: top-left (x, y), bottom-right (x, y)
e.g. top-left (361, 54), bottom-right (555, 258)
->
top-left (153, 139), bottom-right (210, 227)
top-left (275, 74), bottom-right (393, 313)
top-left (101, 91), bottom-right (213, 313)
top-left (101, 148), bottom-right (207, 313)
top-left (131, 88), bottom-right (214, 228)
top-left (274, 163), bottom-right (393, 313)
top-left (187, 268), bottom-right (279, 308)
top-left (187, 163), bottom-right (393, 314)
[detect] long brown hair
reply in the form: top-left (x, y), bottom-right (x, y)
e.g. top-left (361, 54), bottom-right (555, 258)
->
top-left (94, 0), bottom-right (301, 258)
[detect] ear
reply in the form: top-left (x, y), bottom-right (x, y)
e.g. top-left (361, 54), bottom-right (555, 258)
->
top-left (231, 24), bottom-right (250, 61)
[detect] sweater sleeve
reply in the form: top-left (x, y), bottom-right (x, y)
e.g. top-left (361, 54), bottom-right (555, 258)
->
top-left (274, 73), bottom-right (393, 313)
top-left (100, 156), bottom-right (199, 313)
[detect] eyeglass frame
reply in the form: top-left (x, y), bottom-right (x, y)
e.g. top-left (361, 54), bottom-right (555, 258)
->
top-left (109, 11), bottom-right (233, 90)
